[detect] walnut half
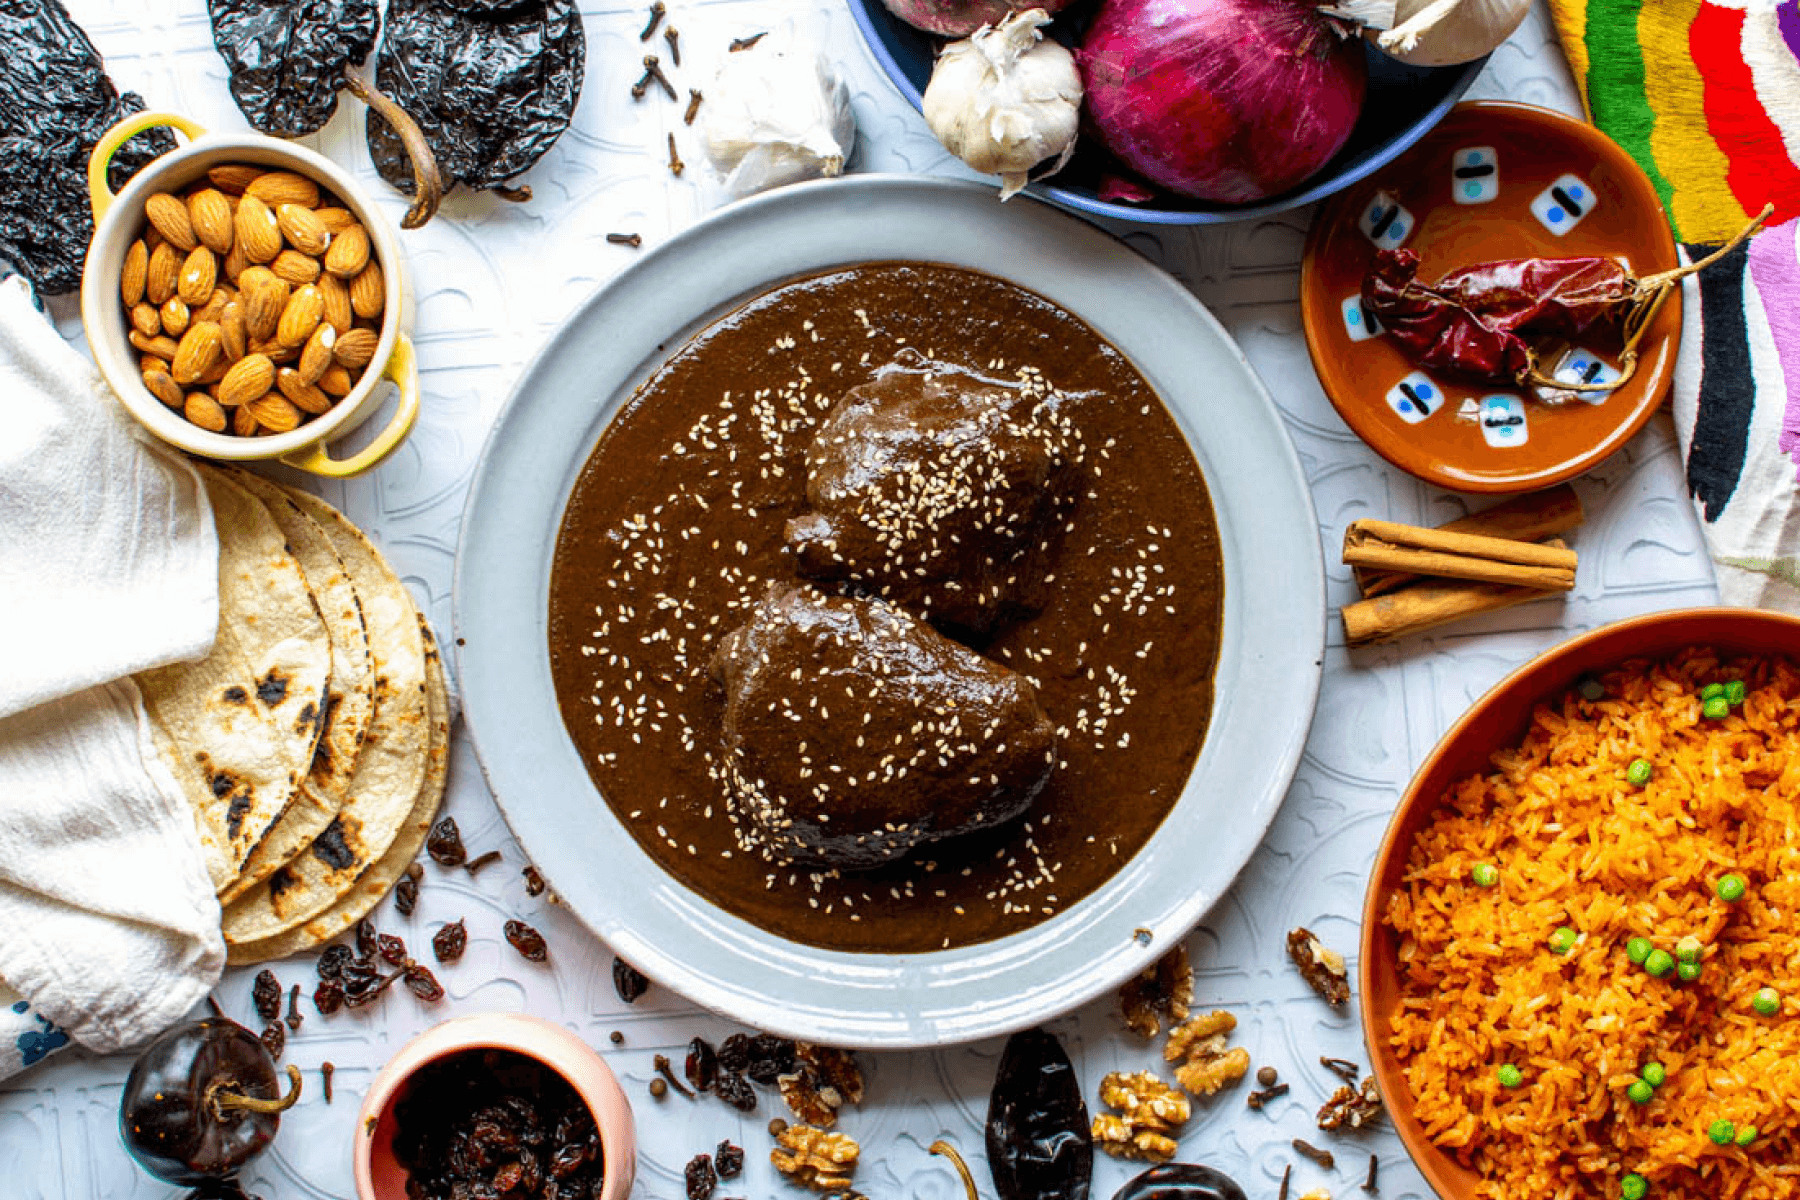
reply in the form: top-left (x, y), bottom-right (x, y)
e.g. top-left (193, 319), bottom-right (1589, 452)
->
top-left (1317, 1076), bottom-right (1383, 1132)
top-left (1119, 945), bottom-right (1193, 1038)
top-left (771, 1124), bottom-right (859, 1191)
top-left (1092, 1070), bottom-right (1190, 1162)
top-left (1164, 1010), bottom-right (1251, 1097)
top-left (1287, 927), bottom-right (1349, 1007)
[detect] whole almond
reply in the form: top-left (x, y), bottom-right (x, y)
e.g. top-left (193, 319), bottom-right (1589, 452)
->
top-left (160, 297), bottom-right (190, 337)
top-left (196, 357), bottom-right (231, 386)
top-left (349, 262), bottom-right (384, 319)
top-left (222, 240), bottom-right (250, 283)
top-left (247, 391), bottom-right (303, 432)
top-left (245, 171), bottom-right (319, 208)
top-left (235, 194), bottom-right (283, 264)
top-left (277, 367), bottom-right (334, 414)
top-left (220, 303), bottom-right (248, 361)
top-left (276, 284), bottom-right (324, 348)
top-left (237, 265), bottom-right (278, 293)
top-left (270, 249), bottom-right (321, 287)
top-left (317, 364), bottom-right (354, 397)
top-left (121, 239), bottom-right (148, 307)
top-left (322, 225), bottom-right (370, 278)
top-left (129, 331), bottom-right (180, 361)
top-left (184, 391), bottom-right (228, 432)
top-left (129, 303), bottom-right (161, 339)
top-left (142, 369), bottom-right (184, 410)
top-left (332, 326), bottom-right (379, 370)
top-left (144, 193), bottom-right (197, 252)
top-left (139, 355), bottom-right (167, 375)
top-left (244, 275), bottom-right (290, 341)
top-left (232, 404), bottom-right (260, 437)
top-left (318, 272), bottom-right (353, 333)
top-left (146, 242), bottom-right (180, 306)
top-left (314, 206), bottom-right (357, 234)
top-left (187, 189), bottom-right (235, 254)
top-left (207, 164), bottom-right (261, 195)
top-left (218, 354), bottom-right (275, 408)
top-left (297, 324), bottom-right (336, 384)
top-left (276, 204), bottom-right (331, 256)
top-left (171, 322), bottom-right (224, 384)
top-left (178, 247), bottom-right (217, 307)
top-left (193, 288), bottom-right (231, 327)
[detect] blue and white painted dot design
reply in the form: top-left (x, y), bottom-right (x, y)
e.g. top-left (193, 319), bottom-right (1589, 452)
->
top-left (1341, 295), bottom-right (1384, 342)
top-left (1530, 173), bottom-right (1596, 235)
top-left (1452, 147), bottom-right (1499, 204)
top-left (1536, 346), bottom-right (1623, 406)
top-left (1385, 372), bottom-right (1442, 424)
top-left (1359, 190), bottom-right (1414, 250)
top-left (1479, 394), bottom-right (1529, 447)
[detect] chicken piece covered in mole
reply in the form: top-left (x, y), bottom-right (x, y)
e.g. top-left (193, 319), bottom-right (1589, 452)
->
top-left (710, 585), bottom-right (1058, 869)
top-left (785, 349), bottom-right (1072, 635)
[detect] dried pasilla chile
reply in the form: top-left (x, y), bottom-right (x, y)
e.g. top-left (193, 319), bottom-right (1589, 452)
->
top-left (987, 1027), bottom-right (1092, 1200)
top-left (366, 0), bottom-right (585, 202)
top-left (207, 0), bottom-right (443, 226)
top-left (0, 0), bottom-right (175, 294)
top-left (1111, 1164), bottom-right (1248, 1200)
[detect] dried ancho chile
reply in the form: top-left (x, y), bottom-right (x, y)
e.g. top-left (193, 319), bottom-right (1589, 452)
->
top-left (1110, 1163), bottom-right (1247, 1200)
top-left (0, 0), bottom-right (175, 294)
top-left (987, 1027), bottom-right (1092, 1200)
top-left (392, 1048), bottom-right (605, 1199)
top-left (367, 0), bottom-right (584, 202)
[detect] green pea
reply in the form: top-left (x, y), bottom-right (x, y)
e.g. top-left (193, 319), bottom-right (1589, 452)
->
top-left (1703, 696), bottom-right (1731, 720)
top-left (1621, 1174), bottom-right (1648, 1200)
top-left (1701, 682), bottom-right (1727, 701)
top-left (1717, 874), bottom-right (1747, 902)
top-left (1677, 961), bottom-right (1703, 983)
top-left (1726, 680), bottom-right (1746, 706)
top-left (1709, 1119), bottom-right (1736, 1145)
top-left (1676, 935), bottom-right (1704, 964)
top-left (1627, 1078), bottom-right (1654, 1104)
top-left (1736, 1126), bottom-right (1757, 1147)
top-left (1753, 987), bottom-right (1780, 1016)
top-left (1626, 758), bottom-right (1654, 787)
top-left (1641, 1062), bottom-right (1666, 1087)
top-left (1627, 937), bottom-right (1654, 965)
top-left (1496, 1063), bottom-right (1523, 1088)
top-left (1645, 949), bottom-right (1676, 978)
top-left (1549, 926), bottom-right (1579, 955)
top-left (1471, 862), bottom-right (1499, 888)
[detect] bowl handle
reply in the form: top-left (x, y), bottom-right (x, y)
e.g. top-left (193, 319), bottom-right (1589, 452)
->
top-left (281, 335), bottom-right (422, 478)
top-left (88, 112), bottom-right (208, 225)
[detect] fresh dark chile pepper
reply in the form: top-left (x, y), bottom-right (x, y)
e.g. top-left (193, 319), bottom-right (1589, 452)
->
top-left (1110, 1164), bottom-right (1248, 1200)
top-left (366, 0), bottom-right (585, 199)
top-left (986, 1027), bottom-right (1092, 1200)
top-left (0, 0), bottom-right (175, 294)
top-left (119, 1018), bottom-right (301, 1185)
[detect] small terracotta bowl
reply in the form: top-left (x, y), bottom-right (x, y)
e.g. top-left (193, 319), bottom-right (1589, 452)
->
top-left (353, 1014), bottom-right (636, 1200)
top-left (79, 111), bottom-right (421, 477)
top-left (1360, 607), bottom-right (1800, 1199)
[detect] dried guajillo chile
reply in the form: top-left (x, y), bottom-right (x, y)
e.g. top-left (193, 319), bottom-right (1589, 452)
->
top-left (1361, 204), bottom-right (1772, 392)
top-left (0, 0), bottom-right (174, 294)
top-left (366, 0), bottom-right (585, 205)
top-left (207, 0), bottom-right (445, 227)
top-left (986, 1027), bottom-right (1093, 1200)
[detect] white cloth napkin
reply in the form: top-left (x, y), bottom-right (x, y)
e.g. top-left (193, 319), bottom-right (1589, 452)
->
top-left (0, 276), bottom-right (224, 1072)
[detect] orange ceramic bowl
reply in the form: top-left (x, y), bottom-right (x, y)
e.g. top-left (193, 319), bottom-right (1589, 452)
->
top-left (1359, 607), bottom-right (1800, 1199)
top-left (354, 1014), bottom-right (636, 1200)
top-left (1302, 101), bottom-right (1682, 493)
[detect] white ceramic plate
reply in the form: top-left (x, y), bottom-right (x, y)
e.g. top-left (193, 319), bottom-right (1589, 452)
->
top-left (454, 175), bottom-right (1324, 1048)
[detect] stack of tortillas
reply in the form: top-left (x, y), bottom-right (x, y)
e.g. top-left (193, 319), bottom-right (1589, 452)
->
top-left (131, 465), bottom-right (448, 966)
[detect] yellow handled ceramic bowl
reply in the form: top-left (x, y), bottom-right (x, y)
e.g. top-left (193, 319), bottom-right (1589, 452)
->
top-left (79, 112), bottom-right (420, 477)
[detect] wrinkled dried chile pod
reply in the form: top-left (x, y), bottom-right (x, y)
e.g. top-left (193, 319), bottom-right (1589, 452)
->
top-left (986, 1028), bottom-right (1092, 1200)
top-left (207, 0), bottom-right (378, 135)
top-left (1110, 1164), bottom-right (1247, 1200)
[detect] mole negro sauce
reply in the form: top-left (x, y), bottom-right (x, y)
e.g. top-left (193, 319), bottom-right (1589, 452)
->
top-left (547, 263), bottom-right (1222, 952)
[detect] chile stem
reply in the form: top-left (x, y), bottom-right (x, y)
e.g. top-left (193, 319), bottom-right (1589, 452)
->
top-left (928, 1139), bottom-right (981, 1200)
top-left (209, 1064), bottom-right (303, 1120)
top-left (343, 70), bottom-right (446, 229)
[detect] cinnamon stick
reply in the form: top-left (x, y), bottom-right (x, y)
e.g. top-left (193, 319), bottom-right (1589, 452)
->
top-left (1343, 578), bottom-right (1553, 646)
top-left (1343, 520), bottom-right (1576, 591)
top-left (1357, 485), bottom-right (1583, 596)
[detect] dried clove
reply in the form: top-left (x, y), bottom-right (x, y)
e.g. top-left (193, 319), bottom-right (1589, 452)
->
top-left (606, 232), bottom-right (643, 247)
top-left (643, 55), bottom-right (677, 101)
top-left (1362, 1154), bottom-right (1379, 1194)
top-left (639, 1), bottom-right (665, 41)
top-left (684, 89), bottom-right (703, 125)
top-left (667, 133), bottom-right (684, 177)
top-left (1321, 1056), bottom-right (1361, 1084)
top-left (321, 1061), bottom-right (334, 1103)
top-left (654, 1053), bottom-right (696, 1099)
top-left (1278, 1164), bottom-right (1291, 1200)
top-left (1292, 1139), bottom-right (1335, 1170)
top-left (285, 984), bottom-right (303, 1031)
top-left (729, 32), bottom-right (766, 52)
top-left (664, 26), bottom-right (681, 66)
top-left (1247, 1082), bottom-right (1289, 1110)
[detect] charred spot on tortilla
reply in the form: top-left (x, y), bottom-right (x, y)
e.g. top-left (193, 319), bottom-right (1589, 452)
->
top-left (268, 866), bottom-right (296, 901)
top-left (310, 816), bottom-right (358, 871)
top-left (295, 700), bottom-right (319, 735)
top-left (226, 788), bottom-right (255, 840)
top-left (312, 694), bottom-right (343, 768)
top-left (256, 669), bottom-right (290, 706)
top-left (222, 685), bottom-right (249, 704)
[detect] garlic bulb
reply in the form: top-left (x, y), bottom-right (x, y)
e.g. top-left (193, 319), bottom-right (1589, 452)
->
top-left (1373, 0), bottom-right (1530, 67)
top-left (922, 9), bottom-right (1081, 201)
top-left (699, 33), bottom-right (856, 199)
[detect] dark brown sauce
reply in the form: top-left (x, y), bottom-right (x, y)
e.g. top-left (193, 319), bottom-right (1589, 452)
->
top-left (547, 263), bottom-right (1223, 952)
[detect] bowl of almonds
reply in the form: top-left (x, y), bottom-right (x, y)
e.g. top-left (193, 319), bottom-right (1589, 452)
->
top-left (79, 111), bottom-right (419, 477)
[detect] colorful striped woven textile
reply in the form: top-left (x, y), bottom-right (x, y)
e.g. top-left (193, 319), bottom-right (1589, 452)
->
top-left (1551, 0), bottom-right (1800, 606)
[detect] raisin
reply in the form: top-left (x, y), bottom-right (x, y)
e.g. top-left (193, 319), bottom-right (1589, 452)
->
top-left (504, 919), bottom-right (548, 963)
top-left (260, 1021), bottom-right (285, 1058)
top-left (356, 917), bottom-right (379, 961)
top-left (344, 968), bottom-right (403, 1008)
top-left (744, 1033), bottom-right (799, 1084)
top-left (685, 1036), bottom-right (718, 1092)
top-left (717, 1033), bottom-right (750, 1075)
top-left (376, 932), bottom-right (409, 966)
top-left (612, 956), bottom-right (648, 1003)
top-left (433, 919), bottom-right (468, 964)
top-left (714, 1140), bottom-right (744, 1178)
top-left (404, 964), bottom-right (445, 1002)
top-left (427, 815), bottom-right (467, 866)
top-left (685, 1153), bottom-right (717, 1200)
top-left (252, 969), bottom-right (281, 1022)
top-left (713, 1071), bottom-right (756, 1113)
top-left (313, 979), bottom-right (345, 1015)
top-left (395, 871), bottom-right (420, 917)
top-left (318, 943), bottom-right (354, 981)
top-left (523, 865), bottom-right (547, 897)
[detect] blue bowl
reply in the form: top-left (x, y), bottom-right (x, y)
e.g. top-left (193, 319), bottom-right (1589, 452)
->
top-left (847, 0), bottom-right (1489, 225)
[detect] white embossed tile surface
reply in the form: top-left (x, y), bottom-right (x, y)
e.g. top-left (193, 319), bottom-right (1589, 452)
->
top-left (7, 3), bottom-right (1718, 1199)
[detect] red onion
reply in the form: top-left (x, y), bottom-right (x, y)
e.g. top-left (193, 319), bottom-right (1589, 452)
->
top-left (879, 0), bottom-right (1076, 37)
top-left (1079, 0), bottom-right (1368, 203)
